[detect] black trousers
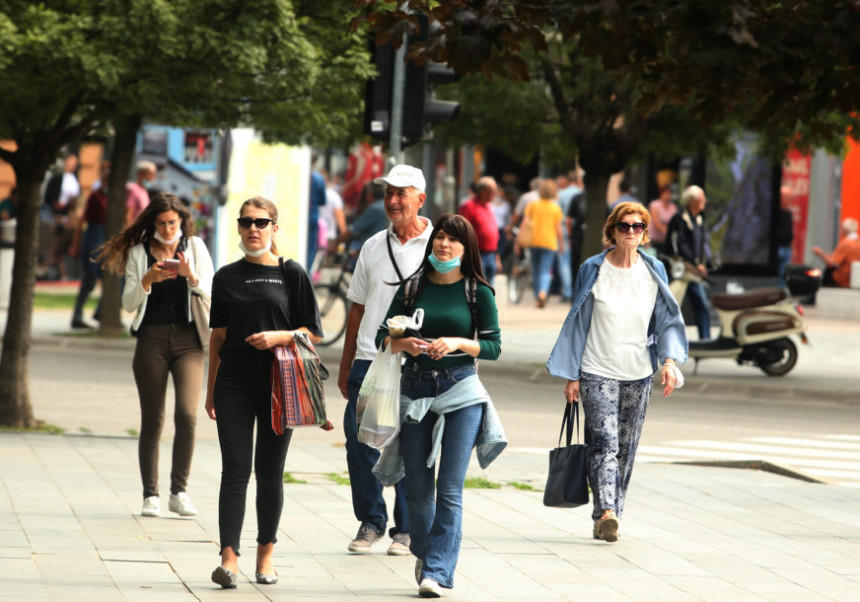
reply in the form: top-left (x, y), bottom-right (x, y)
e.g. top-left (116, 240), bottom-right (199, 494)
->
top-left (214, 353), bottom-right (292, 555)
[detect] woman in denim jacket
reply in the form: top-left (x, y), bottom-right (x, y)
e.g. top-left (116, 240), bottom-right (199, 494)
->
top-left (546, 202), bottom-right (688, 543)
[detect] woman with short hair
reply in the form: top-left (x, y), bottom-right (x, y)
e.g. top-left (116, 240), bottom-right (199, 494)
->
top-left (547, 202), bottom-right (688, 542)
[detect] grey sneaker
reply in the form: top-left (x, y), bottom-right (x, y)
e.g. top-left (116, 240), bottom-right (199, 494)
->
top-left (348, 524), bottom-right (384, 553)
top-left (414, 558), bottom-right (423, 584)
top-left (141, 496), bottom-right (161, 517)
top-left (387, 532), bottom-right (411, 556)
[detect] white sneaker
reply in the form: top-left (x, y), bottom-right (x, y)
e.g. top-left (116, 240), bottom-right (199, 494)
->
top-left (168, 492), bottom-right (198, 516)
top-left (141, 496), bottom-right (161, 517)
top-left (419, 578), bottom-right (442, 598)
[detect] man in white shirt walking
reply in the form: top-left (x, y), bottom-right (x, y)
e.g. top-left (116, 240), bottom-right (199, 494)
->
top-left (338, 164), bottom-right (434, 556)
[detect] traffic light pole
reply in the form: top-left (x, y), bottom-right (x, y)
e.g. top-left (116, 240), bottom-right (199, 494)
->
top-left (388, 33), bottom-right (407, 165)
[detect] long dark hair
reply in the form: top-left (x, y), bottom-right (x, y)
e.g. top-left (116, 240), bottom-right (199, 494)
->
top-left (99, 192), bottom-right (195, 274)
top-left (400, 213), bottom-right (494, 294)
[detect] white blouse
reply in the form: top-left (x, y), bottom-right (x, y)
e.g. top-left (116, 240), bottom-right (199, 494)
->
top-left (580, 258), bottom-right (658, 381)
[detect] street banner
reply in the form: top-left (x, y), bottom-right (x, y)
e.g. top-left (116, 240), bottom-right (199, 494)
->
top-left (781, 149), bottom-right (811, 263)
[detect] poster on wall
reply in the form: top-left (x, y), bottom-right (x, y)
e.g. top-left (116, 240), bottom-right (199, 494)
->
top-left (184, 131), bottom-right (213, 164)
top-left (781, 150), bottom-right (811, 264)
top-left (705, 134), bottom-right (776, 268)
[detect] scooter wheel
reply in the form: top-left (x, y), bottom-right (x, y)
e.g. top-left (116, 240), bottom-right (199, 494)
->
top-left (758, 338), bottom-right (798, 376)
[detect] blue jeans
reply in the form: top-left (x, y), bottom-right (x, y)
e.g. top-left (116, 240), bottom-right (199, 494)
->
top-left (777, 246), bottom-right (792, 289)
top-left (686, 281), bottom-right (711, 340)
top-left (480, 252), bottom-right (497, 287)
top-left (529, 246), bottom-right (556, 299)
top-left (344, 360), bottom-right (409, 537)
top-left (399, 364), bottom-right (482, 589)
top-left (557, 238), bottom-right (573, 299)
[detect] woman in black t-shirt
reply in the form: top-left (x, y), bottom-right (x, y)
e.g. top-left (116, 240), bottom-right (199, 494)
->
top-left (206, 197), bottom-right (322, 589)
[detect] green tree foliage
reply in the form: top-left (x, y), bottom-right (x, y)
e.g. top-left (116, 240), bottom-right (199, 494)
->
top-left (436, 37), bottom-right (732, 257)
top-left (353, 0), bottom-right (860, 154)
top-left (0, 0), bottom-right (372, 427)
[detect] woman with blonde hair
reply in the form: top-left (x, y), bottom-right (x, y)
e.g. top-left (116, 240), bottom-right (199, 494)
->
top-left (100, 192), bottom-right (214, 519)
top-left (206, 197), bottom-right (322, 588)
top-left (524, 178), bottom-right (564, 307)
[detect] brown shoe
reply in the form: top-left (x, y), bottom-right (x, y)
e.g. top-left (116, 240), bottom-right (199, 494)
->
top-left (595, 515), bottom-right (620, 542)
top-left (348, 524), bottom-right (384, 553)
top-left (387, 532), bottom-right (411, 556)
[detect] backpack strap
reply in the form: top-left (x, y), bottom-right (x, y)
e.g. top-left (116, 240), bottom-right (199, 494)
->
top-left (403, 267), bottom-right (424, 309)
top-left (464, 276), bottom-right (478, 338)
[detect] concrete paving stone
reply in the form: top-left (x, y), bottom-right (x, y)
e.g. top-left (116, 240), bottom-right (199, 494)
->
top-left (614, 540), bottom-right (711, 577)
top-left (29, 534), bottom-right (95, 555)
top-left (0, 528), bottom-right (31, 549)
top-left (660, 575), bottom-right (762, 601)
top-left (543, 582), bottom-right (637, 601)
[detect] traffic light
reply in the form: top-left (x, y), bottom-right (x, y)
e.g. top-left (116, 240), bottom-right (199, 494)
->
top-left (362, 17), bottom-right (460, 144)
top-left (402, 17), bottom-right (459, 143)
top-left (363, 39), bottom-right (395, 140)
top-left (402, 59), bottom-right (460, 143)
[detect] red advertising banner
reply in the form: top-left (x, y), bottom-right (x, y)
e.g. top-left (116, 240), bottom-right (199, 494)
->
top-left (781, 150), bottom-right (811, 263)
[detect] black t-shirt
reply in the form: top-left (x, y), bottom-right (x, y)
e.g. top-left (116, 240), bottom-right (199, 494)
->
top-left (776, 208), bottom-right (794, 247)
top-left (210, 258), bottom-right (322, 360)
top-left (141, 241), bottom-right (187, 326)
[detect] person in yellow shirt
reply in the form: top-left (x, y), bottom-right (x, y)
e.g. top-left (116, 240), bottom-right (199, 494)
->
top-left (524, 179), bottom-right (564, 307)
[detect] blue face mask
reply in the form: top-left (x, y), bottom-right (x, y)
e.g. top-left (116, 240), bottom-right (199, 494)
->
top-left (428, 252), bottom-right (462, 274)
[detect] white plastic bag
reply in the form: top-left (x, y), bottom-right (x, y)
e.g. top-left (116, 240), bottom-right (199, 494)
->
top-left (357, 344), bottom-right (402, 449)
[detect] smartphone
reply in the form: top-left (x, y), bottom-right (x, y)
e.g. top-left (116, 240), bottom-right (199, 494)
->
top-left (161, 258), bottom-right (180, 270)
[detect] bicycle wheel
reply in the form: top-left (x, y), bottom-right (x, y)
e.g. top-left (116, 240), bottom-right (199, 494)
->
top-left (314, 284), bottom-right (349, 346)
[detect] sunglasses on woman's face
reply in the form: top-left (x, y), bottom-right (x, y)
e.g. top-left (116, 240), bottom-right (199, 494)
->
top-left (237, 217), bottom-right (274, 229)
top-left (614, 222), bottom-right (647, 234)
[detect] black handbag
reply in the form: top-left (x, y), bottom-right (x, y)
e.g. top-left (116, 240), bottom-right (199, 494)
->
top-left (543, 401), bottom-right (589, 508)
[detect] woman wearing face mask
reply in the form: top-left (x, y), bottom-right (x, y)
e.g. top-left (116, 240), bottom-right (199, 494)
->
top-left (205, 197), bottom-right (322, 589)
top-left (99, 192), bottom-right (214, 519)
top-left (375, 214), bottom-right (505, 598)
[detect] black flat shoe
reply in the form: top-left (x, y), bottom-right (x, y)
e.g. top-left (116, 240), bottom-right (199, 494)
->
top-left (211, 566), bottom-right (237, 589)
top-left (256, 571), bottom-right (279, 585)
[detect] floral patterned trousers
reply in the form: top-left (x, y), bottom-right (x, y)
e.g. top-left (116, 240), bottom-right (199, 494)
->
top-left (579, 371), bottom-right (653, 521)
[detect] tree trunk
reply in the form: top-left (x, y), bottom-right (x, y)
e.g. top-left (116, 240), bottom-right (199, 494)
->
top-left (0, 157), bottom-right (51, 427)
top-left (581, 171), bottom-right (611, 261)
top-left (99, 114), bottom-right (142, 336)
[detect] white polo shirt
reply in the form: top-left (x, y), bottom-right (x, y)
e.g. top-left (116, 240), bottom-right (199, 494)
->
top-left (347, 217), bottom-right (433, 361)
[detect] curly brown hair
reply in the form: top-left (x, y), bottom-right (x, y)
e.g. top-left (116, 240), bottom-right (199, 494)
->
top-left (98, 192), bottom-right (195, 274)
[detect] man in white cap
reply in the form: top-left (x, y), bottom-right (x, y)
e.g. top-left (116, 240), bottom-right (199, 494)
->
top-left (338, 164), bottom-right (433, 556)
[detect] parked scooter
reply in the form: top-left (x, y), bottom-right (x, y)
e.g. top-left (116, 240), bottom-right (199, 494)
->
top-left (667, 259), bottom-right (821, 376)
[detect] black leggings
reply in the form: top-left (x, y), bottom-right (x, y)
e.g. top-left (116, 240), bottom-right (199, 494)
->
top-left (214, 354), bottom-right (292, 555)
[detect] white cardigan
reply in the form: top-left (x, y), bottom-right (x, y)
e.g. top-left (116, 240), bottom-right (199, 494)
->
top-left (123, 236), bottom-right (214, 333)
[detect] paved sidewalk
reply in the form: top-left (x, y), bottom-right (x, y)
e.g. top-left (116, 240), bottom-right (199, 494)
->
top-left (2, 430), bottom-right (860, 601)
top-left (1, 284), bottom-right (859, 599)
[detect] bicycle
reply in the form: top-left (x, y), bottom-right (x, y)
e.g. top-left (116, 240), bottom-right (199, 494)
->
top-left (313, 251), bottom-right (353, 346)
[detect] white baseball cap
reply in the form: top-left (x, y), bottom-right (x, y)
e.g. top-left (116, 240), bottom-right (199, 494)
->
top-left (374, 164), bottom-right (426, 193)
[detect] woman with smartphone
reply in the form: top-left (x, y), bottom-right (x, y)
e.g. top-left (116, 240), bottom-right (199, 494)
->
top-left (100, 192), bottom-right (214, 519)
top-left (205, 197), bottom-right (322, 588)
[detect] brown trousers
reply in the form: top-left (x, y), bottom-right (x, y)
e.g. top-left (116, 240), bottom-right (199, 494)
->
top-left (133, 322), bottom-right (204, 499)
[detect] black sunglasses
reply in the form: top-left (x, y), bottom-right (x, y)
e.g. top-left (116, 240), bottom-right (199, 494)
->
top-left (614, 222), bottom-right (647, 234)
top-left (237, 217), bottom-right (274, 229)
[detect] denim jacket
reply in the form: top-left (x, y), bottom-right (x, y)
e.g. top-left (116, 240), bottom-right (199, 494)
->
top-left (546, 249), bottom-right (688, 381)
top-left (372, 374), bottom-right (508, 486)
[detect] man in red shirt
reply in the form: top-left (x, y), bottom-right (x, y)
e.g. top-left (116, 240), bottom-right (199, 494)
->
top-left (458, 176), bottom-right (500, 284)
